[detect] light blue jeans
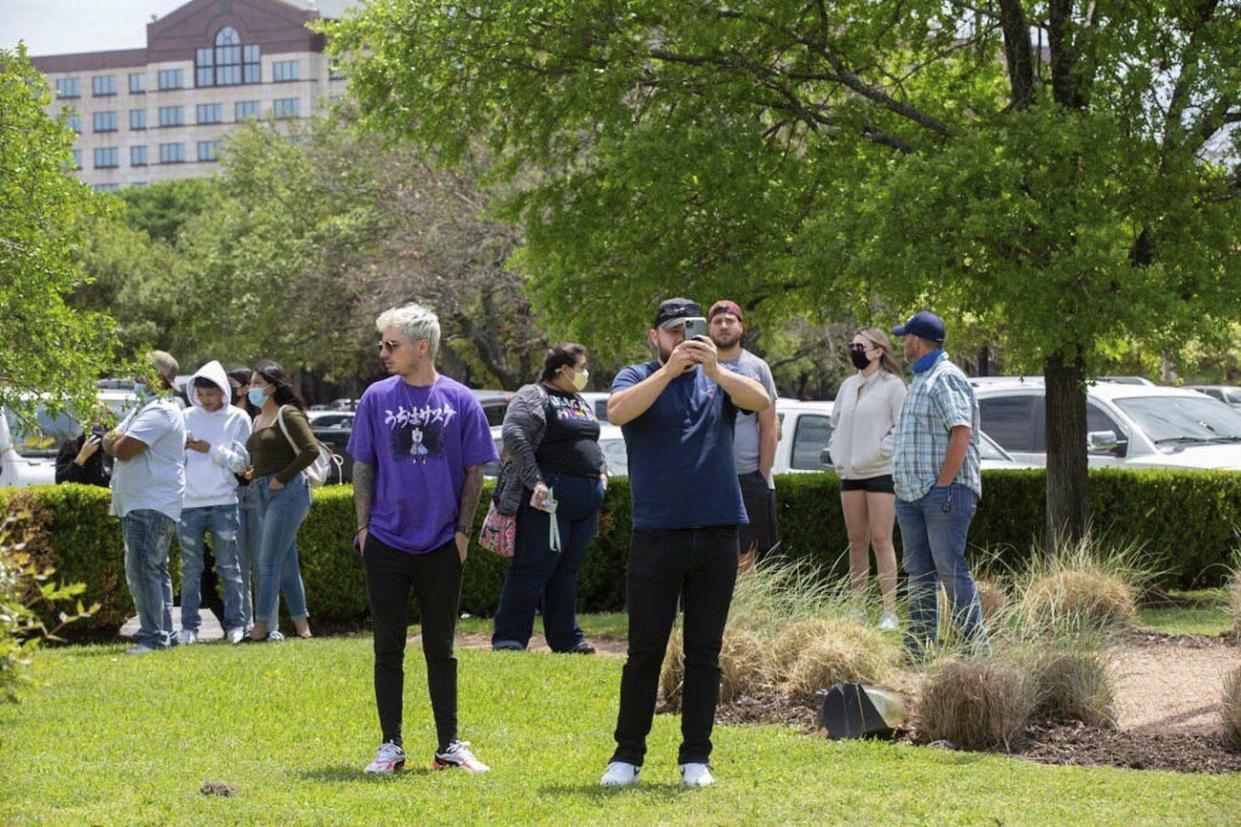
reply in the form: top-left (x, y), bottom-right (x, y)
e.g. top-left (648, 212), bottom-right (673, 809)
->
top-left (236, 482), bottom-right (278, 630)
top-left (895, 483), bottom-right (988, 655)
top-left (123, 509), bottom-right (176, 648)
top-left (254, 473), bottom-right (310, 625)
top-left (177, 504), bottom-right (245, 633)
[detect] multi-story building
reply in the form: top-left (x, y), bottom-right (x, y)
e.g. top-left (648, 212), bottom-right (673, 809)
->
top-left (32, 0), bottom-right (351, 192)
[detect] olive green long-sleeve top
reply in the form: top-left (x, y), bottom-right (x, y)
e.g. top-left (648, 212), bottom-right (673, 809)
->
top-left (246, 405), bottom-right (318, 483)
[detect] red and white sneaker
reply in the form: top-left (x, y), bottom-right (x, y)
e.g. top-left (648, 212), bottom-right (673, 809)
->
top-left (433, 740), bottom-right (491, 774)
top-left (363, 742), bottom-right (406, 774)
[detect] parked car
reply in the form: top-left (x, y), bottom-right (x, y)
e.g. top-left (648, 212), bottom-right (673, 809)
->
top-left (1186, 385), bottom-right (1241, 410)
top-left (974, 377), bottom-right (1241, 470)
top-left (308, 411), bottom-right (355, 483)
top-left (484, 423), bottom-right (628, 478)
top-left (1, 389), bottom-right (140, 489)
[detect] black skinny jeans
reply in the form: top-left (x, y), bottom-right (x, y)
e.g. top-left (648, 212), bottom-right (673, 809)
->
top-left (611, 526), bottom-right (739, 767)
top-left (364, 534), bottom-right (462, 752)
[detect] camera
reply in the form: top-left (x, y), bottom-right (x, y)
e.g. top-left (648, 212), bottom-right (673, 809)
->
top-left (682, 316), bottom-right (708, 341)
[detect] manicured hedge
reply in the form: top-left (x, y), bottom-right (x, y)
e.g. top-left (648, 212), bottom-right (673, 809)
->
top-left (4, 468), bottom-right (1239, 634)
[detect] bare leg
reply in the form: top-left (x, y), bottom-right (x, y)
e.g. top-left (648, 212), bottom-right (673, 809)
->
top-left (866, 491), bottom-right (899, 614)
top-left (840, 490), bottom-right (871, 601)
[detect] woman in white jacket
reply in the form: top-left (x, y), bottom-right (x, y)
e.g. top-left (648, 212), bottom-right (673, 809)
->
top-left (828, 328), bottom-right (907, 630)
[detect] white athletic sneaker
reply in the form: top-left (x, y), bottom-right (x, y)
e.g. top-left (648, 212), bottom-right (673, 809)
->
top-left (433, 740), bottom-right (491, 774)
top-left (174, 628), bottom-right (198, 646)
top-left (599, 761), bottom-right (640, 787)
top-left (364, 742), bottom-right (406, 774)
top-left (225, 628), bottom-right (246, 645)
top-left (679, 762), bottom-right (715, 788)
top-left (877, 611), bottom-right (900, 632)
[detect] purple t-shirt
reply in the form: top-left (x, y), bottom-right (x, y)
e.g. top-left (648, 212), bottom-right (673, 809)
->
top-left (347, 375), bottom-right (498, 554)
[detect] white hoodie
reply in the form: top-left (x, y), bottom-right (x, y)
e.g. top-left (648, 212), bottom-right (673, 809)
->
top-left (182, 360), bottom-right (252, 509)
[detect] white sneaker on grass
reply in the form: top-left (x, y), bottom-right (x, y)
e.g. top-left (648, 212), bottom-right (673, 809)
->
top-left (225, 628), bottom-right (246, 645)
top-left (679, 762), bottom-right (715, 788)
top-left (599, 761), bottom-right (640, 787)
top-left (364, 742), bottom-right (406, 774)
top-left (433, 740), bottom-right (490, 774)
top-left (877, 611), bottom-right (900, 631)
top-left (175, 628), bottom-right (198, 646)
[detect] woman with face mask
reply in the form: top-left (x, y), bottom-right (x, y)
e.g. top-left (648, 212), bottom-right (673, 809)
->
top-left (243, 360), bottom-right (318, 641)
top-left (828, 328), bottom-right (908, 630)
top-left (491, 343), bottom-right (607, 654)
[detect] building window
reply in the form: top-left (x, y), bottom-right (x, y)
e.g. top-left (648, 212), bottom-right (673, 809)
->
top-left (131, 181), bottom-right (148, 188)
top-left (273, 98), bottom-right (300, 119)
top-left (66, 113), bottom-right (82, 133)
top-left (92, 75), bottom-right (117, 96)
top-left (273, 60), bottom-right (300, 83)
top-left (131, 145), bottom-right (148, 167)
top-left (129, 109), bottom-right (146, 130)
top-left (93, 111), bottom-right (118, 133)
top-left (93, 147), bottom-right (119, 169)
top-left (234, 100), bottom-right (260, 120)
top-left (157, 69), bottom-right (184, 90)
top-left (55, 77), bottom-right (80, 98)
top-left (158, 105), bottom-right (184, 127)
top-left (159, 142), bottom-right (185, 164)
top-left (196, 103), bottom-right (223, 125)
top-left (197, 141), bottom-right (222, 162)
top-left (70, 149), bottom-right (82, 169)
top-left (196, 27), bottom-right (260, 87)
top-left (129, 72), bottom-right (146, 94)
top-left (94, 183), bottom-right (121, 193)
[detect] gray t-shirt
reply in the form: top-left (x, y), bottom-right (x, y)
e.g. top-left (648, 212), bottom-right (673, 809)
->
top-left (110, 397), bottom-right (186, 520)
top-left (721, 349), bottom-right (778, 475)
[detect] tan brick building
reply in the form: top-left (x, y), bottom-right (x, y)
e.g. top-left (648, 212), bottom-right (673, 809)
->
top-left (32, 0), bottom-right (350, 192)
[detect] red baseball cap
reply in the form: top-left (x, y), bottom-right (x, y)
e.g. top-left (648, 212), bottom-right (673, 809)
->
top-left (708, 300), bottom-right (743, 322)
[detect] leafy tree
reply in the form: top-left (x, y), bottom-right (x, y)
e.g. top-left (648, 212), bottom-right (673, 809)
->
top-left (114, 178), bottom-right (217, 244)
top-left (0, 46), bottom-right (120, 423)
top-left (327, 0), bottom-right (1241, 543)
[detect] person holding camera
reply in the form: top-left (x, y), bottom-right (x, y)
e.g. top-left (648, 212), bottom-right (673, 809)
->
top-left (491, 343), bottom-right (607, 654)
top-left (55, 414), bottom-right (114, 488)
top-left (829, 328), bottom-right (907, 630)
top-left (600, 298), bottom-right (771, 789)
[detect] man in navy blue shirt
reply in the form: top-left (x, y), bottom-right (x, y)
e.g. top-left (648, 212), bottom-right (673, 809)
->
top-left (600, 298), bottom-right (771, 789)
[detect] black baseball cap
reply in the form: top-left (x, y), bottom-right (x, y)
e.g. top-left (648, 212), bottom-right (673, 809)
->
top-left (891, 310), bottom-right (946, 343)
top-left (653, 297), bottom-right (702, 329)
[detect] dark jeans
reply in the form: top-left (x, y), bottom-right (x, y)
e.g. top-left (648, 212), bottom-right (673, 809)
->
top-left (738, 471), bottom-right (779, 558)
top-left (364, 534), bottom-right (462, 751)
top-left (612, 526), bottom-right (739, 767)
top-left (492, 472), bottom-right (604, 651)
top-left (895, 483), bottom-right (988, 655)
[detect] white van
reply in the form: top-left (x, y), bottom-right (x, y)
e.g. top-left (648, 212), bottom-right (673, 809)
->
top-left (0, 389), bottom-right (140, 489)
top-left (973, 378), bottom-right (1241, 470)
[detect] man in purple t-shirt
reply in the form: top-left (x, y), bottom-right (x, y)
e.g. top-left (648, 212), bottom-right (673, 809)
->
top-left (347, 303), bottom-right (498, 776)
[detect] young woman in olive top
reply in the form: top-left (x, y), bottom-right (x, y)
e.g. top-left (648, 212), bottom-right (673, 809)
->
top-left (244, 360), bottom-right (318, 641)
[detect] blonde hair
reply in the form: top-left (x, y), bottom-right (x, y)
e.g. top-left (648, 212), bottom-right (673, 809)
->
top-left (376, 303), bottom-right (441, 358)
top-left (857, 327), bottom-right (904, 379)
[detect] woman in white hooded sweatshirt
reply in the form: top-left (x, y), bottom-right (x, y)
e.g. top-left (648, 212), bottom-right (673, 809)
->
top-left (177, 360), bottom-right (252, 645)
top-left (828, 329), bottom-right (907, 630)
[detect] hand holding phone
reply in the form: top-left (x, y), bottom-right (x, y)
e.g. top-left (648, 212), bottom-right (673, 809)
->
top-left (682, 316), bottom-right (708, 341)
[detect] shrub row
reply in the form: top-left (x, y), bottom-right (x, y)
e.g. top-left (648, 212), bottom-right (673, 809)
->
top-left (3, 468), bottom-right (1239, 633)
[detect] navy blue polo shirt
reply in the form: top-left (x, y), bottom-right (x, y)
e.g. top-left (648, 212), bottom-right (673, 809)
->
top-left (611, 361), bottom-right (748, 530)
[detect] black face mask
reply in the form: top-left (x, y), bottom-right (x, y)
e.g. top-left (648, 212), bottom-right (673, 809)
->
top-left (849, 349), bottom-right (871, 370)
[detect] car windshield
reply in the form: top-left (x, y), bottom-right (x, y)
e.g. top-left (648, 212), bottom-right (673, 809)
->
top-left (1227, 389), bottom-right (1241, 405)
top-left (977, 432), bottom-right (1012, 462)
top-left (1114, 396), bottom-right (1241, 446)
top-left (4, 406), bottom-right (80, 457)
top-left (600, 438), bottom-right (628, 477)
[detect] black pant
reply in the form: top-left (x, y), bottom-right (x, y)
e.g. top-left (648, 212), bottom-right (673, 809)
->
top-left (364, 535), bottom-right (462, 752)
top-left (612, 526), bottom-right (739, 766)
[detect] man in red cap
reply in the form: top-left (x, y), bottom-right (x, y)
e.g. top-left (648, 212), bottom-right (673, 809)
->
top-left (708, 300), bottom-right (780, 570)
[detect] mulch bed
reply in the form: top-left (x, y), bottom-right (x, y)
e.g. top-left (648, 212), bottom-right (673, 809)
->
top-left (1020, 722), bottom-right (1241, 774)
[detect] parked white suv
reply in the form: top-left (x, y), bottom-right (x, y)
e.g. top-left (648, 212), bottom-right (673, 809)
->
top-left (973, 377), bottom-right (1241, 470)
top-left (1, 389), bottom-right (140, 489)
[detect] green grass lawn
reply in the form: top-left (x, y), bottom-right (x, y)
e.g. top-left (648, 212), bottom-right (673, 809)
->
top-left (1136, 588), bottom-right (1236, 636)
top-left (452, 612), bottom-right (630, 641)
top-left (2, 639), bottom-right (1239, 825)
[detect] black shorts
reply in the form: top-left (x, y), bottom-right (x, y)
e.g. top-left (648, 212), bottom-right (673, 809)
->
top-left (738, 471), bottom-right (780, 557)
top-left (840, 475), bottom-right (895, 494)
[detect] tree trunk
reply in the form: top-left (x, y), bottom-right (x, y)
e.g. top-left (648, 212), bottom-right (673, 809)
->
top-left (1043, 353), bottom-right (1090, 548)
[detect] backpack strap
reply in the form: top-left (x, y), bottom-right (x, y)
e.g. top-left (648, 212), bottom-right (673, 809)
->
top-left (275, 404), bottom-right (299, 454)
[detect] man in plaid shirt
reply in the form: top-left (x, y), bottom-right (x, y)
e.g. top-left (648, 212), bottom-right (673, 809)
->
top-left (890, 311), bottom-right (988, 656)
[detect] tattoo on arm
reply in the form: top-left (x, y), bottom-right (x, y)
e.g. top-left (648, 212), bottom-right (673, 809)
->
top-left (353, 460), bottom-right (374, 531)
top-left (458, 465), bottom-right (485, 531)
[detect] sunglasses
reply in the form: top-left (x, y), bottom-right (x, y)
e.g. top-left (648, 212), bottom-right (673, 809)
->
top-left (378, 339), bottom-right (403, 353)
top-left (847, 343), bottom-right (870, 353)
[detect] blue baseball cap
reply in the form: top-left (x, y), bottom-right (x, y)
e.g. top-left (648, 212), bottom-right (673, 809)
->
top-left (891, 311), bottom-right (946, 343)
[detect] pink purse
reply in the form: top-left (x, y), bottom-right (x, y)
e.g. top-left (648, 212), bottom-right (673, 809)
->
top-left (478, 501), bottom-right (517, 557)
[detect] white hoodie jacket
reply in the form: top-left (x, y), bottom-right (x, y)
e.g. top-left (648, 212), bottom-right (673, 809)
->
top-left (182, 360), bottom-right (252, 509)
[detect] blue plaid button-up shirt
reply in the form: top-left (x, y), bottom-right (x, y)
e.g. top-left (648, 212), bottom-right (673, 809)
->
top-left (892, 351), bottom-right (982, 502)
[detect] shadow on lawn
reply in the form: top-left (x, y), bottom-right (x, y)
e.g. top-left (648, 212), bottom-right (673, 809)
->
top-left (539, 782), bottom-right (693, 801)
top-left (295, 765), bottom-right (433, 783)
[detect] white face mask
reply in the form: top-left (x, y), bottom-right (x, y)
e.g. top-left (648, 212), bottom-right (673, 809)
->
top-left (570, 368), bottom-right (589, 392)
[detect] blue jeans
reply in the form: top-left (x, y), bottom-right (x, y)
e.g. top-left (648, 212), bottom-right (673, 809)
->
top-left (177, 504), bottom-right (245, 632)
top-left (895, 483), bottom-right (988, 654)
top-left (254, 474), bottom-right (310, 624)
top-left (235, 483), bottom-right (275, 630)
top-left (492, 472), bottom-right (604, 651)
top-left (122, 509), bottom-right (176, 648)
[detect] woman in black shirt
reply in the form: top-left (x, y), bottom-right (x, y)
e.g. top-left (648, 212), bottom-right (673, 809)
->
top-left (492, 343), bottom-right (607, 654)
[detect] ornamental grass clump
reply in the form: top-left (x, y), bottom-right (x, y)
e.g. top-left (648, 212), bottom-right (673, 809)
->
top-left (915, 657), bottom-right (1035, 752)
top-left (1223, 666), bottom-right (1241, 751)
top-left (1016, 535), bottom-right (1146, 635)
top-left (780, 622), bottom-right (899, 703)
top-left (719, 627), bottom-right (770, 703)
top-left (1028, 647), bottom-right (1116, 728)
top-left (658, 631), bottom-right (685, 708)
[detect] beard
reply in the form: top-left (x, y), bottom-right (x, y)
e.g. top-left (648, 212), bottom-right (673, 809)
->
top-left (711, 330), bottom-right (742, 349)
top-left (657, 342), bottom-right (675, 363)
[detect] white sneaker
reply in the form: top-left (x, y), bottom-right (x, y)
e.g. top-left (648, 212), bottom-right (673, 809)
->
top-left (175, 628), bottom-right (198, 646)
top-left (225, 628), bottom-right (245, 645)
top-left (125, 643), bottom-right (161, 655)
top-left (433, 740), bottom-right (491, 774)
top-left (878, 611), bottom-right (900, 632)
top-left (599, 761), bottom-right (640, 787)
top-left (363, 742), bottom-right (406, 774)
top-left (680, 762), bottom-right (715, 787)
